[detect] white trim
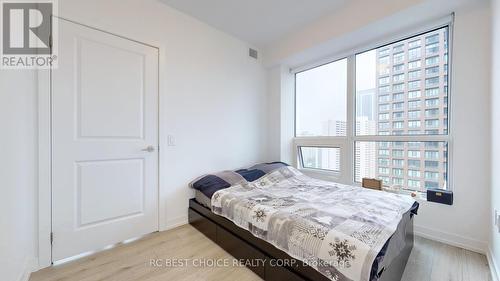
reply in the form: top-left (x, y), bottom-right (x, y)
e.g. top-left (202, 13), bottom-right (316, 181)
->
top-left (488, 247), bottom-right (500, 281)
top-left (37, 68), bottom-right (52, 269)
top-left (164, 216), bottom-right (188, 231)
top-left (37, 18), bottom-right (162, 269)
top-left (414, 225), bottom-right (487, 254)
top-left (18, 257), bottom-right (37, 281)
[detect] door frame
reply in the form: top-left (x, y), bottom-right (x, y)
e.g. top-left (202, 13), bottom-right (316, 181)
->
top-left (37, 17), bottom-right (161, 268)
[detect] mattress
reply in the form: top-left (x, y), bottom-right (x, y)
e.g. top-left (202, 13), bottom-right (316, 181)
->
top-left (195, 190), bottom-right (212, 209)
top-left (194, 190), bottom-right (414, 280)
top-left (190, 163), bottom-right (418, 281)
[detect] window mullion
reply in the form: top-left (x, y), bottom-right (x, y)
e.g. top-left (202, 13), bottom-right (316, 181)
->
top-left (345, 55), bottom-right (356, 184)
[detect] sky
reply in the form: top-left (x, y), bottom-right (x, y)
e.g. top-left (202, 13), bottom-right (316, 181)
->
top-left (295, 50), bottom-right (376, 136)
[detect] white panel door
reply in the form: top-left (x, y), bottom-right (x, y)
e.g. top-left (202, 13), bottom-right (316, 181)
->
top-left (52, 19), bottom-right (159, 261)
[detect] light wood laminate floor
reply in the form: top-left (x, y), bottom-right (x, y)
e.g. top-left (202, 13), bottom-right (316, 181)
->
top-left (30, 224), bottom-right (491, 281)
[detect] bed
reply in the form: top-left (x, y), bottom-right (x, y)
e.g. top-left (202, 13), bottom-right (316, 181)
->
top-left (188, 163), bottom-right (418, 281)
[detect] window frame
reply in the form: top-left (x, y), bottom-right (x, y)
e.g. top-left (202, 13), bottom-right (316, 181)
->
top-left (293, 20), bottom-right (454, 196)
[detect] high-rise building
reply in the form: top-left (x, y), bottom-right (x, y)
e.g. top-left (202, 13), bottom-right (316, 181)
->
top-left (372, 28), bottom-right (448, 192)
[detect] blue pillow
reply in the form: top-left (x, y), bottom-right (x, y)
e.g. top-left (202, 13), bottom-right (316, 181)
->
top-left (235, 169), bottom-right (266, 182)
top-left (191, 175), bottom-right (231, 198)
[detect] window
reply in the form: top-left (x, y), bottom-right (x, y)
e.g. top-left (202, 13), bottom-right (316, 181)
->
top-left (379, 76), bottom-right (390, 84)
top-left (299, 147), bottom-right (340, 171)
top-left (408, 120), bottom-right (421, 128)
top-left (393, 93), bottom-right (404, 101)
top-left (426, 34), bottom-right (439, 44)
top-left (379, 48), bottom-right (390, 56)
top-left (408, 80), bottom-right (421, 90)
top-left (425, 119), bottom-right (440, 128)
top-left (296, 59), bottom-right (347, 136)
top-left (393, 159), bottom-right (404, 167)
top-left (408, 70), bottom-right (421, 80)
top-left (379, 104), bottom-right (390, 111)
top-left (425, 160), bottom-right (439, 169)
top-left (408, 60), bottom-right (421, 70)
top-left (408, 90), bottom-right (421, 99)
top-left (408, 170), bottom-right (421, 178)
top-left (408, 110), bottom-right (421, 119)
top-left (408, 100), bottom-right (421, 109)
top-left (379, 55), bottom-right (390, 64)
top-left (379, 94), bottom-right (390, 102)
top-left (379, 158), bottom-right (389, 166)
top-left (379, 149), bottom-right (389, 156)
top-left (379, 66), bottom-right (390, 75)
top-left (393, 83), bottom-right (405, 91)
top-left (408, 160), bottom-right (421, 168)
top-left (425, 43), bottom-right (439, 55)
top-left (426, 181), bottom-right (440, 189)
top-left (425, 171), bottom-right (440, 180)
top-left (393, 52), bottom-right (405, 63)
top-left (393, 168), bottom-right (404, 176)
top-left (379, 113), bottom-right (389, 120)
top-left (426, 66), bottom-right (439, 76)
top-left (393, 178), bottom-right (404, 185)
top-left (425, 77), bottom-right (439, 87)
top-left (408, 47), bottom-right (421, 59)
top-left (426, 142), bottom-right (440, 148)
top-left (393, 102), bottom-right (404, 110)
top-left (425, 108), bottom-right (440, 117)
top-left (426, 56), bottom-right (440, 66)
top-left (408, 130), bottom-right (421, 135)
top-left (425, 150), bottom-right (440, 159)
top-left (408, 150), bottom-right (421, 158)
top-left (393, 130), bottom-right (404, 136)
top-left (296, 26), bottom-right (451, 195)
top-left (426, 88), bottom-right (439, 97)
top-left (393, 149), bottom-right (404, 157)
top-left (408, 39), bottom-right (421, 48)
top-left (393, 44), bottom-right (404, 53)
top-left (393, 64), bottom-right (404, 73)
top-left (393, 111), bottom-right (404, 119)
top-left (408, 180), bottom-right (421, 189)
top-left (379, 85), bottom-right (390, 93)
top-left (379, 167), bottom-right (389, 174)
top-left (426, 98), bottom-right (440, 107)
top-left (379, 142), bottom-right (390, 148)
top-left (379, 122), bottom-right (390, 129)
top-left (393, 121), bottom-right (404, 129)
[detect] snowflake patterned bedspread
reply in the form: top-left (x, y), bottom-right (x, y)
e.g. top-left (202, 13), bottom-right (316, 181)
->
top-left (211, 166), bottom-right (416, 281)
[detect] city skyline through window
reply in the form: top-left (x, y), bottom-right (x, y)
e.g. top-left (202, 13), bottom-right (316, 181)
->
top-left (295, 27), bottom-right (450, 193)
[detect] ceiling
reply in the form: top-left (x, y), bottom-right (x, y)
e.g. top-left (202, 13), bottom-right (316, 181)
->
top-left (159, 0), bottom-right (348, 47)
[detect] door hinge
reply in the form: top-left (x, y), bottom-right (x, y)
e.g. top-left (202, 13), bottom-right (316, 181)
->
top-left (50, 232), bottom-right (54, 244)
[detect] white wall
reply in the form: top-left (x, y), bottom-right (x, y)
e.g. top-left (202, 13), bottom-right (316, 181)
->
top-left (490, 0), bottom-right (500, 278)
top-left (414, 2), bottom-right (491, 252)
top-left (0, 71), bottom-right (38, 281)
top-left (1, 0), bottom-right (268, 277)
top-left (266, 0), bottom-right (492, 253)
top-left (57, 0), bottom-right (268, 244)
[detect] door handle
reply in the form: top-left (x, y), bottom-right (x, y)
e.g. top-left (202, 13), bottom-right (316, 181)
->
top-left (141, 145), bottom-right (156, 152)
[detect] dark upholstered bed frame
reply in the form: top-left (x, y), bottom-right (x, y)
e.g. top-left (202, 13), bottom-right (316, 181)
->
top-left (188, 199), bottom-right (413, 281)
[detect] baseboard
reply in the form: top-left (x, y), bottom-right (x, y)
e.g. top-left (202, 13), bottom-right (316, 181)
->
top-left (18, 256), bottom-right (37, 281)
top-left (161, 215), bottom-right (188, 231)
top-left (488, 248), bottom-right (500, 281)
top-left (414, 225), bottom-right (487, 254)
